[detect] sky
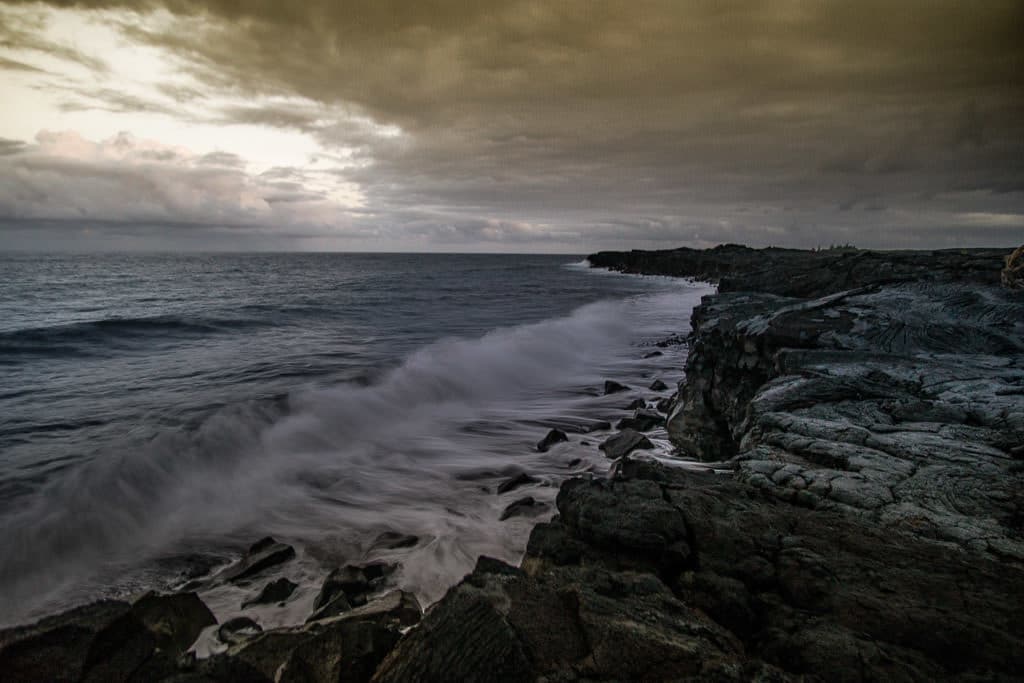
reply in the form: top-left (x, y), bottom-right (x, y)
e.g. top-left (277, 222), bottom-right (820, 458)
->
top-left (0, 1), bottom-right (1022, 252)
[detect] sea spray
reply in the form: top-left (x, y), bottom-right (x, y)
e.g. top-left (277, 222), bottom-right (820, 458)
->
top-left (0, 253), bottom-right (710, 626)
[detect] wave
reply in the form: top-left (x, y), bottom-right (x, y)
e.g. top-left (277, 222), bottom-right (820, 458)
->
top-left (0, 314), bottom-right (270, 357)
top-left (0, 287), bottom-right (708, 625)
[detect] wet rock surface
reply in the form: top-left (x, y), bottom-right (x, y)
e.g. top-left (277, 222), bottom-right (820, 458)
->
top-left (378, 457), bottom-right (1024, 681)
top-left (377, 246), bottom-right (1023, 680)
top-left (535, 427), bottom-right (568, 452)
top-left (219, 537), bottom-right (296, 584)
top-left (241, 578), bottom-right (298, 608)
top-left (598, 428), bottom-right (654, 459)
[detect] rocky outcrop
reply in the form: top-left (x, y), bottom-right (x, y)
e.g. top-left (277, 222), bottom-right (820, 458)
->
top-left (1003, 244), bottom-right (1024, 289)
top-left (219, 537), bottom-right (295, 584)
top-left (0, 592), bottom-right (216, 682)
top-left (670, 281), bottom-right (1024, 559)
top-left (375, 458), bottom-right (1024, 680)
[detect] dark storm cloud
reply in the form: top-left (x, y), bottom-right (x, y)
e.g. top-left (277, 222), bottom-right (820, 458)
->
top-left (2, 0), bottom-right (1023, 249)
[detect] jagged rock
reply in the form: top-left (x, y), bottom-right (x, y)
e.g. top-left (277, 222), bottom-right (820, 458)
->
top-left (624, 398), bottom-right (647, 410)
top-left (656, 396), bottom-right (674, 414)
top-left (602, 380), bottom-right (629, 395)
top-left (372, 559), bottom-right (750, 682)
top-left (555, 476), bottom-right (692, 575)
top-left (598, 429), bottom-right (654, 459)
top-left (1003, 244), bottom-right (1024, 289)
top-left (308, 561), bottom-right (397, 623)
top-left (277, 620), bottom-right (400, 683)
top-left (616, 408), bottom-right (664, 432)
top-left (496, 472), bottom-right (538, 494)
top-left (315, 590), bottom-right (421, 629)
top-left (499, 496), bottom-right (547, 521)
top-left (221, 538), bottom-right (296, 584)
top-left (308, 591), bottom-right (352, 623)
top-left (220, 619), bottom-right (401, 683)
top-left (649, 378), bottom-right (669, 391)
top-left (536, 428), bottom-right (568, 452)
top-left (218, 616), bottom-right (262, 646)
top-left (132, 591), bottom-right (216, 655)
top-left (370, 531), bottom-right (419, 550)
top-left (242, 578), bottom-right (298, 608)
top-left (642, 350), bottom-right (663, 358)
top-left (0, 600), bottom-right (157, 683)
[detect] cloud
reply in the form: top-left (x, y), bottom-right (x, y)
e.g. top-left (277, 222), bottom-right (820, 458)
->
top-left (0, 0), bottom-right (1022, 250)
top-left (0, 130), bottom-right (363, 233)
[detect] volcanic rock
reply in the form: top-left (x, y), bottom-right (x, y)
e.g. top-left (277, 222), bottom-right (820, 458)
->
top-left (499, 496), bottom-right (547, 521)
top-left (602, 380), bottom-right (629, 395)
top-left (242, 578), bottom-right (298, 608)
top-left (221, 538), bottom-right (296, 584)
top-left (535, 428), bottom-right (568, 452)
top-left (598, 429), bottom-right (654, 459)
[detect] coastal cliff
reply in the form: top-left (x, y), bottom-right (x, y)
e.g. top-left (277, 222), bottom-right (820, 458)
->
top-left (3, 246), bottom-right (1021, 681)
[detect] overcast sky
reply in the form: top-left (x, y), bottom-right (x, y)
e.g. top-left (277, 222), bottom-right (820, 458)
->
top-left (1, 1), bottom-right (1022, 252)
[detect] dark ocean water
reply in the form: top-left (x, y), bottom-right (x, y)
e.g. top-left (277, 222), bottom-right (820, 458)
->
top-left (0, 252), bottom-right (710, 628)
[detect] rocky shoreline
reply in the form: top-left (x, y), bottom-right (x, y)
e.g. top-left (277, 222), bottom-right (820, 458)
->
top-left (3, 245), bottom-right (1022, 681)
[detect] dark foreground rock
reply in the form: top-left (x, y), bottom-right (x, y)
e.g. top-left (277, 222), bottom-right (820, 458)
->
top-left (374, 245), bottom-right (1023, 681)
top-left (536, 428), bottom-right (568, 452)
top-left (242, 578), bottom-right (298, 608)
top-left (377, 458), bottom-right (1024, 681)
top-left (220, 537), bottom-right (296, 584)
top-left (0, 592), bottom-right (216, 683)
top-left (598, 428), bottom-right (654, 459)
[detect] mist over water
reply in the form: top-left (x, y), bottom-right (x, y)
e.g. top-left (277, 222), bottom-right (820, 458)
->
top-left (0, 253), bottom-right (710, 627)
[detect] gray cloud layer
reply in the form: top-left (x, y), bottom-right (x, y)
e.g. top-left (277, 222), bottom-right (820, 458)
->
top-left (2, 0), bottom-right (1023, 250)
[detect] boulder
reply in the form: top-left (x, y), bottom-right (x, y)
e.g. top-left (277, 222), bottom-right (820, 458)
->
top-left (308, 562), bottom-right (396, 622)
top-left (131, 591), bottom-right (216, 655)
top-left (242, 578), bottom-right (298, 608)
top-left (649, 379), bottom-right (669, 391)
top-left (624, 398), bottom-right (647, 410)
top-left (277, 620), bottom-right (400, 683)
top-left (602, 380), bottom-right (629, 395)
top-left (598, 429), bottom-right (654, 459)
top-left (616, 408), bottom-right (664, 432)
top-left (218, 616), bottom-right (262, 646)
top-left (315, 590), bottom-right (421, 629)
top-left (221, 537), bottom-right (296, 584)
top-left (642, 350), bottom-right (663, 358)
top-left (496, 471), bottom-right (538, 494)
top-left (0, 600), bottom-right (157, 683)
top-left (370, 532), bottom-right (419, 551)
top-left (222, 619), bottom-right (401, 683)
top-left (1002, 244), bottom-right (1024, 289)
top-left (499, 496), bottom-right (547, 521)
top-left (372, 561), bottom-right (745, 682)
top-left (536, 428), bottom-right (568, 452)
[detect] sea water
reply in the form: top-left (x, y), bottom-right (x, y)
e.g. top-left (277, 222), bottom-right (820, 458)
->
top-left (0, 252), bottom-right (710, 627)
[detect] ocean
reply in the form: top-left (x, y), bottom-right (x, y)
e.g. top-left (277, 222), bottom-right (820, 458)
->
top-left (0, 252), bottom-right (710, 628)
